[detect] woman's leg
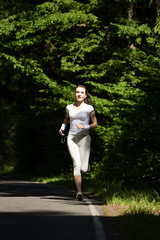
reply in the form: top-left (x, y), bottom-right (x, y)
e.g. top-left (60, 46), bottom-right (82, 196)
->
top-left (67, 135), bottom-right (82, 193)
top-left (74, 175), bottom-right (82, 192)
top-left (74, 135), bottom-right (91, 201)
top-left (67, 135), bottom-right (81, 176)
top-left (79, 135), bottom-right (91, 173)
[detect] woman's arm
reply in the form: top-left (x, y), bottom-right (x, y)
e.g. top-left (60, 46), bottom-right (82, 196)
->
top-left (59, 112), bottom-right (70, 136)
top-left (89, 110), bottom-right (98, 129)
top-left (63, 111), bottom-right (70, 125)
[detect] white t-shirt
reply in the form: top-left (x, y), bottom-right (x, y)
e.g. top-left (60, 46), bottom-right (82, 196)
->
top-left (66, 103), bottom-right (94, 135)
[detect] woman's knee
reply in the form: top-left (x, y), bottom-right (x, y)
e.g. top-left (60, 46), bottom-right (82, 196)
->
top-left (73, 165), bottom-right (81, 176)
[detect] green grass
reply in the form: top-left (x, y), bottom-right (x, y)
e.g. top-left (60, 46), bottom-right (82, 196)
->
top-left (0, 165), bottom-right (14, 175)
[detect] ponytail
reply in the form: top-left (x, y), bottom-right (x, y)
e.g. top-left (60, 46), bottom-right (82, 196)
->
top-left (85, 93), bottom-right (91, 104)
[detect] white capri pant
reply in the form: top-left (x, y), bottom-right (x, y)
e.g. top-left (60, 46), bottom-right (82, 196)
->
top-left (67, 134), bottom-right (91, 176)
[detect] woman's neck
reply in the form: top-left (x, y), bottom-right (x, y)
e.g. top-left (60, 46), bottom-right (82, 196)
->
top-left (74, 101), bottom-right (85, 107)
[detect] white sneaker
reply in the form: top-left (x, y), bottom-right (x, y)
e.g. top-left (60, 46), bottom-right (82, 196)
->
top-left (76, 192), bottom-right (83, 201)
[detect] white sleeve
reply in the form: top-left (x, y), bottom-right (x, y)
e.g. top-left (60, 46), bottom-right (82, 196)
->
top-left (89, 105), bottom-right (94, 112)
top-left (66, 105), bottom-right (69, 113)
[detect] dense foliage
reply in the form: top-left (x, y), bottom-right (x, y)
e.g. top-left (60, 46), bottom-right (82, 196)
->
top-left (0, 0), bottom-right (159, 189)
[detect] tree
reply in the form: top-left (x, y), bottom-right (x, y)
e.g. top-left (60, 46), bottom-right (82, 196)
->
top-left (0, 0), bottom-right (159, 188)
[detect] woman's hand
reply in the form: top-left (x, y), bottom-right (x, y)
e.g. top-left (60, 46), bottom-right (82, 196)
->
top-left (76, 124), bottom-right (90, 129)
top-left (76, 124), bottom-right (85, 129)
top-left (59, 129), bottom-right (65, 136)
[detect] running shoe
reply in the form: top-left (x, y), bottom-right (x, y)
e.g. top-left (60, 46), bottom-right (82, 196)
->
top-left (76, 192), bottom-right (83, 201)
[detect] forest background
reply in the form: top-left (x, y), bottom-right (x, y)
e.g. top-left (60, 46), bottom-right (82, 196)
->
top-left (0, 0), bottom-right (160, 192)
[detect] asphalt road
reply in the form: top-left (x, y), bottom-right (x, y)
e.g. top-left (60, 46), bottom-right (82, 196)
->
top-left (0, 178), bottom-right (121, 240)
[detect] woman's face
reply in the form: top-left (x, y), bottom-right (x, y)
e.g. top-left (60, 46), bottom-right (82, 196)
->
top-left (75, 87), bottom-right (87, 102)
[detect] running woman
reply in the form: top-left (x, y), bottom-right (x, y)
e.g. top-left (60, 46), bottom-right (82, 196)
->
top-left (59, 85), bottom-right (97, 201)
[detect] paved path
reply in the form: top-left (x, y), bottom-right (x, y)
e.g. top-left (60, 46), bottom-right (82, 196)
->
top-left (0, 178), bottom-right (121, 240)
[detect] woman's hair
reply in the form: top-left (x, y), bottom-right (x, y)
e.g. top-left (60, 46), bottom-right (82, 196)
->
top-left (75, 85), bottom-right (91, 104)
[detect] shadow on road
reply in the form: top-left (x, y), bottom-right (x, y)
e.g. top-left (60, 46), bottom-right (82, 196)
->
top-left (0, 178), bottom-right (120, 240)
top-left (0, 179), bottom-right (74, 197)
top-left (0, 211), bottom-right (96, 240)
top-left (0, 178), bottom-right (102, 206)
